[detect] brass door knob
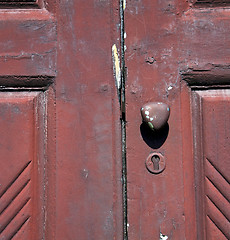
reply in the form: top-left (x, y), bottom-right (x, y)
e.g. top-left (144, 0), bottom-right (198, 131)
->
top-left (141, 102), bottom-right (170, 130)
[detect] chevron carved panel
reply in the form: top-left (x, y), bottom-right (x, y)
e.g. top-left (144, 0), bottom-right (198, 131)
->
top-left (0, 92), bottom-right (46, 240)
top-left (194, 90), bottom-right (230, 239)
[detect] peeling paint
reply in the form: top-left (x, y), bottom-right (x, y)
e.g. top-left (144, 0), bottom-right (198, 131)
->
top-left (112, 44), bottom-right (121, 90)
top-left (123, 0), bottom-right (126, 10)
top-left (160, 232), bottom-right (168, 240)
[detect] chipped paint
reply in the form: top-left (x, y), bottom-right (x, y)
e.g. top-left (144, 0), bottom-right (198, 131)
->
top-left (160, 233), bottom-right (168, 240)
top-left (112, 44), bottom-right (121, 90)
top-left (123, 0), bottom-right (126, 10)
top-left (147, 122), bottom-right (154, 130)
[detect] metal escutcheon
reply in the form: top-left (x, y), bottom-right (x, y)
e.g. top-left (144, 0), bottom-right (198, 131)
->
top-left (145, 152), bottom-right (166, 174)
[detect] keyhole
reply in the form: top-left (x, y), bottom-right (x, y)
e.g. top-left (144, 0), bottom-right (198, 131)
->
top-left (145, 152), bottom-right (166, 174)
top-left (151, 155), bottom-right (160, 170)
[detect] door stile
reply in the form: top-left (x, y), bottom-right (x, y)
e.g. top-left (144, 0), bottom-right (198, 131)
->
top-left (180, 81), bottom-right (197, 240)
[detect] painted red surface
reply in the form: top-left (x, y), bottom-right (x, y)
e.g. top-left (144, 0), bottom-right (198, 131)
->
top-left (0, 0), bottom-right (122, 239)
top-left (125, 0), bottom-right (230, 239)
top-left (0, 0), bottom-right (229, 239)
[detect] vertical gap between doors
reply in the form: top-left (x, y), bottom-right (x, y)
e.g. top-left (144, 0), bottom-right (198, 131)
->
top-left (120, 0), bottom-right (128, 239)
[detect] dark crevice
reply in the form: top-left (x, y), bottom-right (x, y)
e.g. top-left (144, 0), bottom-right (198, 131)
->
top-left (120, 0), bottom-right (127, 239)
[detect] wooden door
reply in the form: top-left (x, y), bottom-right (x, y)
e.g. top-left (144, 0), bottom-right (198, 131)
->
top-left (125, 0), bottom-right (230, 239)
top-left (0, 0), bottom-right (122, 239)
top-left (1, 0), bottom-right (230, 239)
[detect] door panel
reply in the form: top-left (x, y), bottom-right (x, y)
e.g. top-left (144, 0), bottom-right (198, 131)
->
top-left (0, 0), bottom-right (123, 239)
top-left (0, 91), bottom-right (52, 239)
top-left (125, 0), bottom-right (230, 239)
top-left (55, 1), bottom-right (122, 239)
top-left (192, 90), bottom-right (230, 239)
top-left (0, 1), bottom-right (56, 239)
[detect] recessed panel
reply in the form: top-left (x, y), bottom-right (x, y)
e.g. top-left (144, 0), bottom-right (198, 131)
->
top-left (0, 0), bottom-right (36, 2)
top-left (195, 0), bottom-right (230, 6)
top-left (193, 90), bottom-right (230, 239)
top-left (0, 92), bottom-right (46, 239)
top-left (196, 0), bottom-right (230, 2)
top-left (0, 0), bottom-right (39, 8)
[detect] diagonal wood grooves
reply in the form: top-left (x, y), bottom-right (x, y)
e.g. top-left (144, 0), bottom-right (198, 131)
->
top-left (0, 198), bottom-right (31, 234)
top-left (206, 177), bottom-right (230, 221)
top-left (204, 157), bottom-right (230, 239)
top-left (206, 176), bottom-right (230, 205)
top-left (206, 158), bottom-right (229, 184)
top-left (0, 162), bottom-right (32, 239)
top-left (206, 197), bottom-right (230, 239)
top-left (205, 157), bottom-right (230, 200)
top-left (206, 195), bottom-right (229, 222)
top-left (9, 217), bottom-right (30, 240)
top-left (0, 161), bottom-right (31, 199)
top-left (207, 214), bottom-right (229, 239)
top-left (0, 180), bottom-right (31, 232)
top-left (0, 179), bottom-right (30, 215)
top-left (0, 198), bottom-right (31, 239)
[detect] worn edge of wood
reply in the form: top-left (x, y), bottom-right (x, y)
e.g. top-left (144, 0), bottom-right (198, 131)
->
top-left (180, 82), bottom-right (198, 240)
top-left (0, 0), bottom-right (44, 9)
top-left (181, 65), bottom-right (230, 89)
top-left (191, 91), bottom-right (207, 240)
top-left (191, 0), bottom-right (230, 7)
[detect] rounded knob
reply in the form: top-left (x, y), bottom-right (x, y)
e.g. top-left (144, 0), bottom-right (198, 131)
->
top-left (140, 102), bottom-right (170, 130)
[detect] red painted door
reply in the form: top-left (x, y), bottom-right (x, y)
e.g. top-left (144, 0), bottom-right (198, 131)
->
top-left (0, 0), bottom-right (230, 240)
top-left (0, 1), bottom-right (122, 239)
top-left (125, 0), bottom-right (230, 239)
